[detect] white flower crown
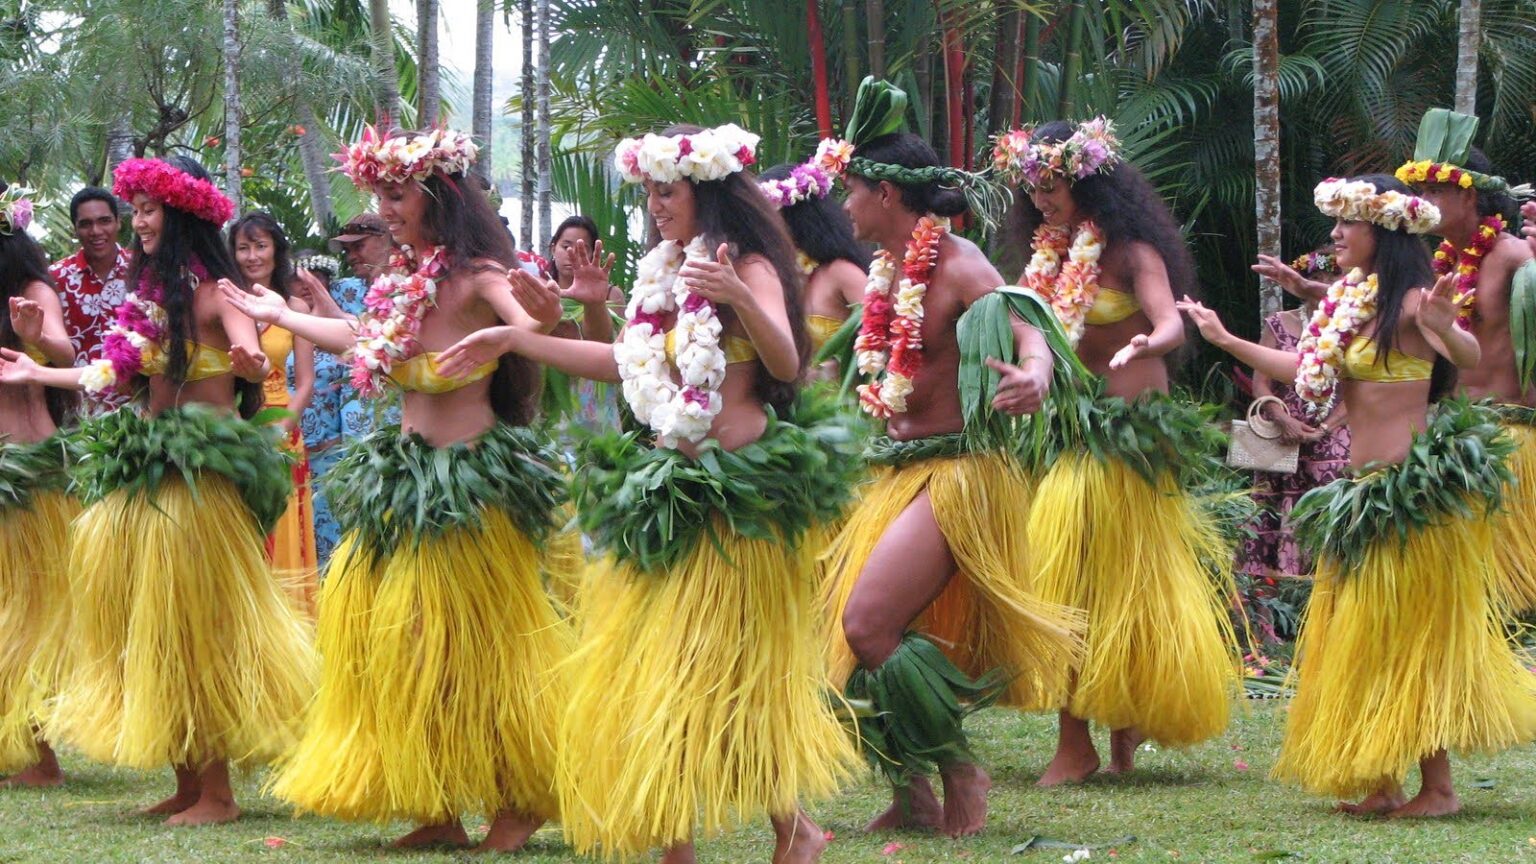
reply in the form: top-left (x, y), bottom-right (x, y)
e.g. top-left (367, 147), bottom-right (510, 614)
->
top-left (613, 124), bottom-right (761, 184)
top-left (1313, 178), bottom-right (1441, 235)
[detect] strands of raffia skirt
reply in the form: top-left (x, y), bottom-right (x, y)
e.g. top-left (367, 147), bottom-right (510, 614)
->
top-left (1028, 453), bottom-right (1243, 745)
top-left (1272, 511), bottom-right (1536, 799)
top-left (821, 451), bottom-right (1086, 710)
top-left (46, 475), bottom-right (317, 769)
top-left (1492, 417), bottom-right (1536, 614)
top-left (267, 507), bottom-right (575, 825)
top-left (0, 491), bottom-right (77, 771)
top-left (267, 425), bottom-right (319, 617)
top-left (557, 518), bottom-right (860, 861)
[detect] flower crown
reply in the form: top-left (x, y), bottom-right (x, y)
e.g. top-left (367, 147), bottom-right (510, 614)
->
top-left (297, 253), bottom-right (341, 276)
top-left (992, 117), bottom-right (1121, 188)
top-left (1290, 251), bottom-right (1338, 276)
top-left (113, 158), bottom-right (236, 226)
top-left (1313, 178), bottom-right (1440, 235)
top-left (759, 140), bottom-right (850, 208)
top-left (0, 187), bottom-right (33, 236)
top-left (336, 125), bottom-right (479, 188)
top-left (613, 124), bottom-right (760, 184)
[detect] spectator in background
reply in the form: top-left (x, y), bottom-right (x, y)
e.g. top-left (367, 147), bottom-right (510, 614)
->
top-left (49, 187), bottom-right (133, 413)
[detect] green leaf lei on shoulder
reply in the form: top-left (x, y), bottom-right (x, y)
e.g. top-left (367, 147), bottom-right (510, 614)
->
top-left (324, 422), bottom-right (568, 556)
top-left (70, 405), bottom-right (293, 533)
top-left (573, 387), bottom-right (867, 574)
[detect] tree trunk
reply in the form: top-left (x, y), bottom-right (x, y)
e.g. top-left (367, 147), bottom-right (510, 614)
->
top-left (418, 0), bottom-right (441, 126)
top-left (1016, 12), bottom-right (1039, 124)
top-left (106, 113), bottom-right (136, 177)
top-left (222, 0), bottom-right (243, 212)
top-left (1058, 1), bottom-right (1085, 118)
top-left (941, 8), bottom-right (965, 168)
top-left (807, 0), bottom-right (832, 138)
top-left (1455, 0), bottom-right (1481, 115)
top-left (369, 0), bottom-right (402, 125)
top-left (1253, 0), bottom-right (1282, 318)
top-left (473, 0), bottom-right (494, 185)
top-left (536, 0), bottom-right (552, 246)
top-left (297, 103), bottom-right (335, 228)
top-left (519, 0), bottom-right (535, 249)
top-left (841, 1), bottom-right (859, 126)
top-left (988, 6), bottom-right (1022, 136)
top-left (866, 0), bottom-right (885, 80)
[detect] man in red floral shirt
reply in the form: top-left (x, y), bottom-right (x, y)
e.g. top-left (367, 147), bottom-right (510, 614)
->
top-left (49, 186), bottom-right (133, 412)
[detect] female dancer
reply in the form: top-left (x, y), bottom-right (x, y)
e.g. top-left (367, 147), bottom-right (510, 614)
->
top-left (994, 119), bottom-right (1242, 784)
top-left (758, 155), bottom-right (868, 369)
top-left (1182, 174), bottom-right (1536, 817)
top-left (222, 126), bottom-right (574, 851)
top-left (230, 211), bottom-right (319, 613)
top-left (0, 156), bottom-right (316, 825)
top-left (434, 122), bottom-right (861, 863)
top-left (0, 188), bottom-right (77, 787)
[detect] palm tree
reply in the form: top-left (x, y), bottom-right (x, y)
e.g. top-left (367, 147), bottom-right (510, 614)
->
top-left (222, 0), bottom-right (244, 211)
top-left (1254, 0), bottom-right (1281, 317)
top-left (418, 0), bottom-right (441, 125)
top-left (473, 0), bottom-right (494, 184)
top-left (536, 0), bottom-right (552, 244)
top-left (1456, 0), bottom-right (1482, 113)
top-left (519, 0), bottom-right (534, 249)
top-left (369, 0), bottom-right (402, 122)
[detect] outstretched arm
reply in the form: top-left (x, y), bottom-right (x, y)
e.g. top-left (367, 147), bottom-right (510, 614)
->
top-left (436, 324), bottom-right (621, 383)
top-left (219, 278), bottom-right (357, 355)
top-left (12, 285), bottom-right (75, 367)
top-left (1416, 273), bottom-right (1481, 370)
top-left (1109, 243), bottom-right (1186, 369)
top-left (0, 348), bottom-right (86, 390)
top-left (1178, 297), bottom-right (1301, 381)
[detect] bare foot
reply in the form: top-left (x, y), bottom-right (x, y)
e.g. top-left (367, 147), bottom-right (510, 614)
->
top-left (1334, 790), bottom-right (1406, 816)
top-left (165, 795), bottom-right (240, 826)
top-left (660, 842), bottom-right (697, 864)
top-left (1389, 788), bottom-right (1461, 819)
top-left (772, 810), bottom-right (828, 864)
top-left (476, 811), bottom-right (544, 853)
top-left (940, 762), bottom-right (991, 838)
top-left (863, 776), bottom-right (944, 832)
top-left (1038, 748), bottom-right (1100, 787)
top-left (144, 766), bottom-right (201, 816)
top-left (1, 764), bottom-right (64, 788)
top-left (1106, 728), bottom-right (1145, 775)
top-left (392, 821), bottom-right (472, 848)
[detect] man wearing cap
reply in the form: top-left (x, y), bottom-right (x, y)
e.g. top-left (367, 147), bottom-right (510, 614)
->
top-left (1397, 108), bottom-right (1536, 616)
top-left (49, 187), bottom-right (133, 413)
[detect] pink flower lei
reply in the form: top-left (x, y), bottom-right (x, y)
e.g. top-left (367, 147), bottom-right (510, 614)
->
top-left (112, 158), bottom-right (235, 226)
top-left (83, 257), bottom-right (211, 394)
top-left (348, 245), bottom-right (449, 397)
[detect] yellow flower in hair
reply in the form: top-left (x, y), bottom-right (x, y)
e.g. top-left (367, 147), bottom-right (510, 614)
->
top-left (1458, 174), bottom-right (1474, 189)
top-left (1434, 166), bottom-right (1452, 183)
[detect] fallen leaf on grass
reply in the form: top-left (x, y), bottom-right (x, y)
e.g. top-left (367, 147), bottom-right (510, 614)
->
top-left (883, 841), bottom-right (905, 855)
top-left (1252, 852), bottom-right (1298, 860)
top-left (1011, 835), bottom-right (1137, 855)
top-left (1470, 778), bottom-right (1496, 789)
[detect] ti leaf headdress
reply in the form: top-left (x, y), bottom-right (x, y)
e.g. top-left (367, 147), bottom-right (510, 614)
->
top-left (1395, 109), bottom-right (1530, 197)
top-left (819, 77), bottom-right (1011, 230)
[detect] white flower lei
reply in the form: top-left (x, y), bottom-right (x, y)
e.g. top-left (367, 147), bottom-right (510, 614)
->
top-left (1294, 267), bottom-right (1379, 416)
top-left (615, 236), bottom-right (728, 447)
top-left (1021, 220), bottom-right (1105, 347)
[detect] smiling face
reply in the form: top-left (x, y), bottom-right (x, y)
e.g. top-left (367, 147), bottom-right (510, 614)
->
top-left (1330, 218), bottom-right (1378, 274)
top-left (74, 199), bottom-right (120, 261)
top-left (645, 179), bottom-right (697, 243)
top-left (234, 225), bottom-right (276, 286)
top-left (130, 193), bottom-right (165, 255)
top-left (373, 181), bottom-right (431, 249)
top-left (1028, 179), bottom-right (1080, 228)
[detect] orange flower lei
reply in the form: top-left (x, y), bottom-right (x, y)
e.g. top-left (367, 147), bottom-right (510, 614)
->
top-left (1022, 220), bottom-right (1105, 346)
top-left (855, 215), bottom-right (948, 418)
top-left (1432, 213), bottom-right (1505, 328)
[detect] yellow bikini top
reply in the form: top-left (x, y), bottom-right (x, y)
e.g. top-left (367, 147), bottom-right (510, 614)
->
top-left (387, 352), bottom-right (498, 394)
top-left (1084, 288), bottom-right (1141, 326)
top-left (1342, 337), bottom-right (1433, 383)
top-left (259, 326), bottom-right (295, 407)
top-left (141, 341), bottom-right (234, 381)
top-left (807, 314), bottom-right (844, 354)
top-left (664, 329), bottom-right (759, 366)
top-left (22, 345), bottom-right (48, 365)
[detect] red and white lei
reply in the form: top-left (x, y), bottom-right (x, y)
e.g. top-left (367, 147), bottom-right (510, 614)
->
top-left (349, 245), bottom-right (448, 398)
top-left (1022, 220), bottom-right (1105, 346)
top-left (615, 236), bottom-right (727, 447)
top-left (856, 215), bottom-right (948, 418)
top-left (1433, 213), bottom-right (1505, 328)
top-left (1294, 268), bottom-right (1379, 414)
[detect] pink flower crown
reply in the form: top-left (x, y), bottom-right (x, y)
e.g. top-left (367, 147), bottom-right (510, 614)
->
top-left (113, 158), bottom-right (235, 226)
top-left (613, 124), bottom-right (761, 184)
top-left (759, 163), bottom-right (834, 209)
top-left (336, 125), bottom-right (479, 188)
top-left (0, 186), bottom-right (33, 235)
top-left (992, 117), bottom-right (1121, 189)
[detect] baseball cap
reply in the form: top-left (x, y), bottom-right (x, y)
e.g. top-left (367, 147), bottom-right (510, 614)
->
top-left (327, 212), bottom-right (388, 252)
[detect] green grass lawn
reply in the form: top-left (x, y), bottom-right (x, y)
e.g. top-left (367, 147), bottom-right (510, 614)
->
top-left (2, 703), bottom-right (1533, 863)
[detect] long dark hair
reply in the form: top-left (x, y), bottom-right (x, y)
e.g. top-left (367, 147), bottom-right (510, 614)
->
top-left (1001, 121), bottom-right (1199, 301)
top-left (0, 229), bottom-right (77, 425)
top-left (656, 124), bottom-right (808, 414)
top-left (547, 215), bottom-right (599, 284)
top-left (229, 211), bottom-right (294, 299)
top-left (846, 133), bottom-right (970, 218)
top-left (759, 163), bottom-right (871, 270)
top-left (1349, 173), bottom-right (1455, 401)
top-left (411, 155), bottom-right (541, 426)
top-left (125, 156), bottom-right (262, 418)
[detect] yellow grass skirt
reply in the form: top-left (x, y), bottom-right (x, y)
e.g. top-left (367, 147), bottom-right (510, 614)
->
top-left (1029, 454), bottom-right (1241, 745)
top-left (822, 451), bottom-right (1085, 710)
top-left (46, 475), bottom-right (316, 769)
top-left (0, 491), bottom-right (77, 772)
top-left (557, 520), bottom-right (859, 860)
top-left (1273, 512), bottom-right (1536, 799)
top-left (1494, 419), bottom-right (1536, 614)
top-left (268, 507), bottom-right (573, 824)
